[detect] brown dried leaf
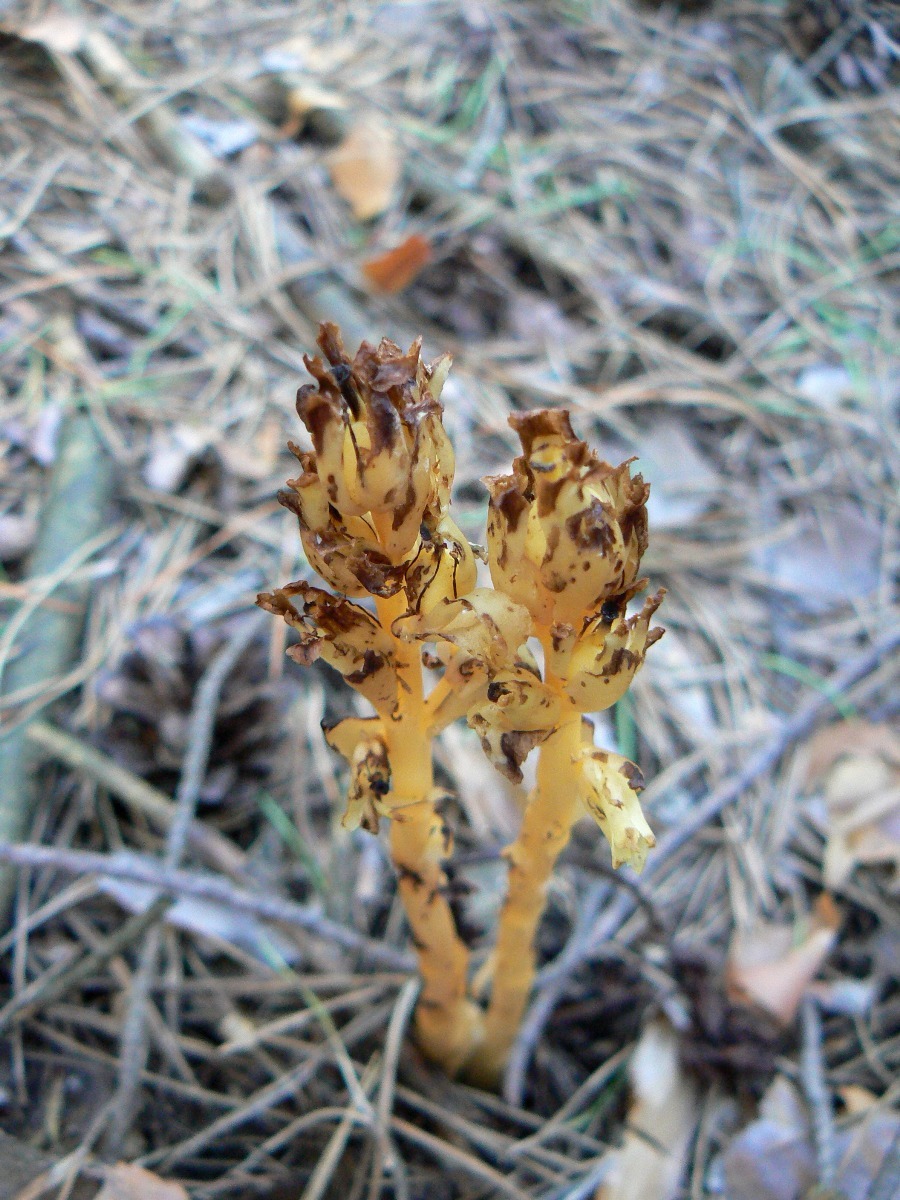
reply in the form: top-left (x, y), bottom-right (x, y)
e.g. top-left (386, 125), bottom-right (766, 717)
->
top-left (327, 116), bottom-right (400, 219)
top-left (805, 719), bottom-right (900, 782)
top-left (727, 894), bottom-right (840, 1025)
top-left (362, 234), bottom-right (432, 293)
top-left (807, 722), bottom-right (900, 888)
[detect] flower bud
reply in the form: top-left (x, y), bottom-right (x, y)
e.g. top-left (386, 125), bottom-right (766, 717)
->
top-left (487, 409), bottom-right (650, 628)
top-left (576, 747), bottom-right (655, 872)
top-left (345, 738), bottom-right (391, 832)
top-left (404, 513), bottom-right (478, 617)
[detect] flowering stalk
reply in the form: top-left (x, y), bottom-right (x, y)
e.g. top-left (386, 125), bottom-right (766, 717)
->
top-left (260, 327), bottom-right (664, 1083)
top-left (463, 410), bottom-right (664, 1083)
top-left (258, 325), bottom-right (481, 1071)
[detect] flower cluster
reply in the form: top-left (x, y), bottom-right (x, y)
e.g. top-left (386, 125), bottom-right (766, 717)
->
top-left (258, 324), bottom-right (664, 1077)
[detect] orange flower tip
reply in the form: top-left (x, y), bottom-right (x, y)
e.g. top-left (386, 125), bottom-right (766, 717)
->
top-left (362, 234), bottom-right (433, 294)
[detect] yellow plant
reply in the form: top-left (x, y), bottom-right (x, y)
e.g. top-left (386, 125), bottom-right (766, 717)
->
top-left (259, 325), bottom-right (664, 1083)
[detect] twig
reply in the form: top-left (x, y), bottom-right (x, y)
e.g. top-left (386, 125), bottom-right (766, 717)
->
top-left (505, 629), bottom-right (900, 1103)
top-left (0, 414), bottom-right (114, 916)
top-left (165, 614), bottom-right (264, 869)
top-left (300, 1060), bottom-right (378, 1200)
top-left (388, 1116), bottom-right (534, 1200)
top-left (147, 1003), bottom-right (392, 1170)
top-left (801, 997), bottom-right (837, 1190)
top-left (369, 979), bottom-right (418, 1200)
top-left (0, 843), bottom-right (414, 970)
top-left (0, 895), bottom-right (171, 1035)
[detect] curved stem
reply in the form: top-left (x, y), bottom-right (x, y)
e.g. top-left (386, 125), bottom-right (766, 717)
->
top-left (467, 708), bottom-right (583, 1086)
top-left (373, 582), bottom-right (481, 1073)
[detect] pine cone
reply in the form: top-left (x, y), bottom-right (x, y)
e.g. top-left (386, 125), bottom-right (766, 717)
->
top-left (96, 618), bottom-right (277, 821)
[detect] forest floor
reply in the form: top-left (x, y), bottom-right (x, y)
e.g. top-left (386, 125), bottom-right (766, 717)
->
top-left (0, 1), bottom-right (897, 1198)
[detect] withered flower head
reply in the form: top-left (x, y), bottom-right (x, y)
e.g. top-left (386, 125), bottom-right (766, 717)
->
top-left (257, 582), bottom-right (399, 716)
top-left (486, 410), bottom-right (650, 628)
top-left (280, 323), bottom-right (455, 593)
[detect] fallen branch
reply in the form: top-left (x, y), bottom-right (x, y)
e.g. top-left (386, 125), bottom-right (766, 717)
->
top-left (0, 413), bottom-right (114, 916)
top-left (0, 842), bottom-right (414, 972)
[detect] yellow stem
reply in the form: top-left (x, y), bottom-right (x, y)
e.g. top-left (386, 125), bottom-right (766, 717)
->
top-left (467, 707), bottom-right (583, 1086)
top-left (372, 543), bottom-right (482, 1073)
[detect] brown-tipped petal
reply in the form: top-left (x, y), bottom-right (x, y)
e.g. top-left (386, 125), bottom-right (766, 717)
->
top-left (296, 370), bottom-right (361, 517)
top-left (563, 589), bottom-right (665, 712)
top-left (466, 669), bottom-right (562, 783)
top-left (509, 408), bottom-right (578, 458)
top-left (392, 587), bottom-right (532, 673)
top-left (425, 353), bottom-right (452, 402)
top-left (280, 456), bottom-right (330, 533)
top-left (260, 583), bottom-right (399, 715)
top-left (576, 747), bottom-right (655, 872)
top-left (344, 398), bottom-right (411, 518)
top-left (476, 669), bottom-right (563, 733)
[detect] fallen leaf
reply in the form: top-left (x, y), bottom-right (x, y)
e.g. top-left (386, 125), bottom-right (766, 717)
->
top-left (97, 1163), bottom-right (189, 1200)
top-left (727, 894), bottom-right (840, 1025)
top-left (596, 1020), bottom-right (697, 1200)
top-left (327, 115), bottom-right (400, 219)
top-left (362, 234), bottom-right (432, 293)
top-left (806, 719), bottom-right (900, 782)
top-left (807, 722), bottom-right (900, 890)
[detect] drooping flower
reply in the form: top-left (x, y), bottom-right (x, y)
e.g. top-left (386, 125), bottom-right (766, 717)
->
top-left (467, 670), bottom-right (562, 782)
top-left (323, 716), bottom-right (391, 832)
top-left (576, 746), bottom-right (656, 872)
